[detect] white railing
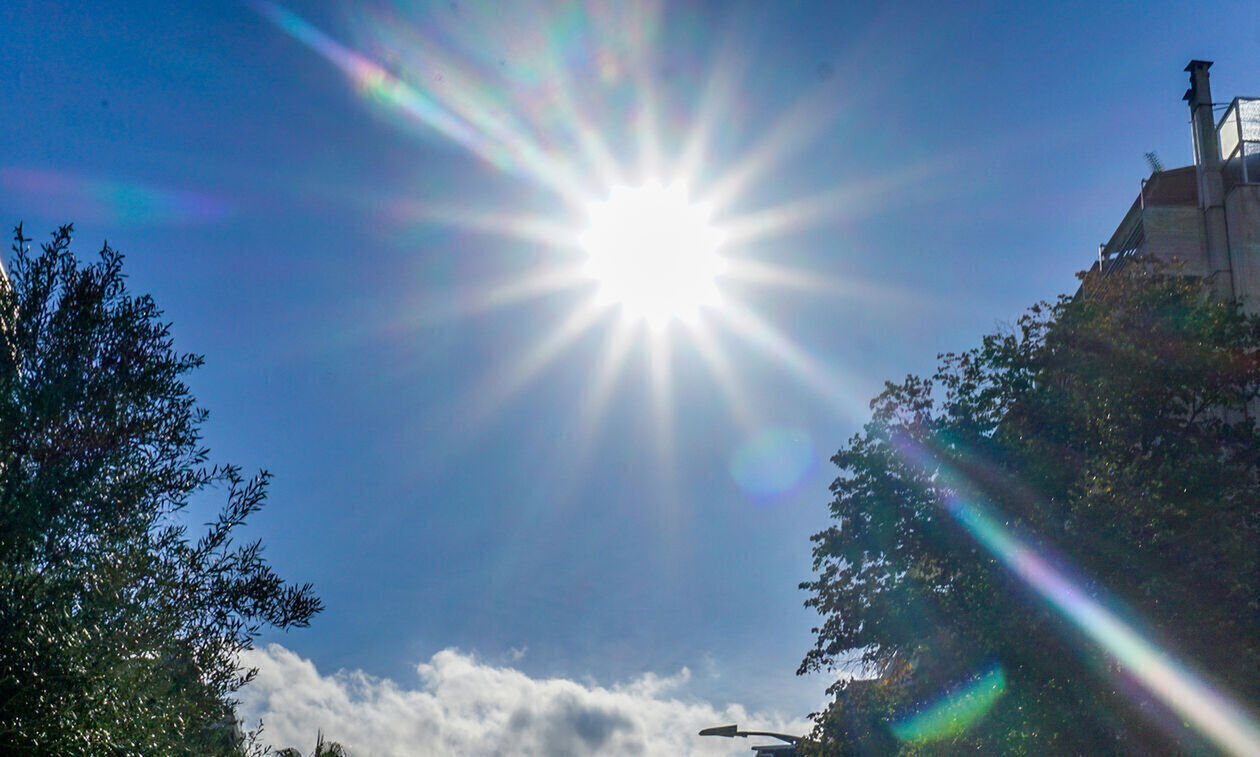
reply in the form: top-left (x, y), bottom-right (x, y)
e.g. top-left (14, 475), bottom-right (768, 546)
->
top-left (1217, 97), bottom-right (1260, 186)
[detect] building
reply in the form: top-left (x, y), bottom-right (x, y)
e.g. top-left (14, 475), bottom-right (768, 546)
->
top-left (1097, 61), bottom-right (1260, 311)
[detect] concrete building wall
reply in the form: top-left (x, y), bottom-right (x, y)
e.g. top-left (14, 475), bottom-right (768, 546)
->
top-left (1225, 184), bottom-right (1260, 314)
top-left (1141, 206), bottom-right (1209, 276)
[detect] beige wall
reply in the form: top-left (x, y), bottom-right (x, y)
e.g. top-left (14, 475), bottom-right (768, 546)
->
top-left (1141, 206), bottom-right (1209, 277)
top-left (1226, 185), bottom-right (1260, 314)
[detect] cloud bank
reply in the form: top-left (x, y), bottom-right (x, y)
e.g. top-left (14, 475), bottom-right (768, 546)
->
top-left (238, 644), bottom-right (810, 756)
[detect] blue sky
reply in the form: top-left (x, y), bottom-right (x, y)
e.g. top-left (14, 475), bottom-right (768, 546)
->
top-left (4, 0), bottom-right (1260, 753)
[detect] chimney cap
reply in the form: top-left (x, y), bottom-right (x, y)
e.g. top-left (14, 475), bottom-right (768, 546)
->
top-left (1185, 59), bottom-right (1214, 72)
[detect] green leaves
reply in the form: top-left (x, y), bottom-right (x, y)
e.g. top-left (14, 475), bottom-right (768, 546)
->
top-left (0, 225), bottom-right (322, 755)
top-left (800, 261), bottom-right (1260, 754)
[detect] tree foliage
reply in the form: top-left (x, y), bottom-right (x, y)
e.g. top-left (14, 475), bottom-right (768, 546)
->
top-left (0, 225), bottom-right (322, 755)
top-left (274, 731), bottom-right (349, 757)
top-left (799, 262), bottom-right (1260, 754)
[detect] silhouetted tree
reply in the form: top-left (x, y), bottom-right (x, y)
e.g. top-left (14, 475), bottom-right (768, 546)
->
top-left (0, 225), bottom-right (322, 755)
top-left (799, 261), bottom-right (1260, 754)
top-left (274, 730), bottom-right (349, 757)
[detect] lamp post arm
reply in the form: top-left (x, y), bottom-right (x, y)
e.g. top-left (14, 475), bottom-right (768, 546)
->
top-left (736, 730), bottom-right (801, 745)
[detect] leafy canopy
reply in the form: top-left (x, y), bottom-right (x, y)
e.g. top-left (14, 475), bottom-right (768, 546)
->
top-left (799, 262), bottom-right (1260, 754)
top-left (0, 225), bottom-right (322, 755)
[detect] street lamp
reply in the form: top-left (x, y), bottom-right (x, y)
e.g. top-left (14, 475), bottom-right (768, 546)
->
top-left (699, 724), bottom-right (801, 756)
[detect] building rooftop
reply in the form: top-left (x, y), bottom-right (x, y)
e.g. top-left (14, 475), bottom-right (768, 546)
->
top-left (1137, 165), bottom-right (1199, 207)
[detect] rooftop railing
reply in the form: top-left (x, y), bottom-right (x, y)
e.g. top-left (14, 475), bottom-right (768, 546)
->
top-left (1217, 97), bottom-right (1260, 188)
top-left (1099, 213), bottom-right (1144, 274)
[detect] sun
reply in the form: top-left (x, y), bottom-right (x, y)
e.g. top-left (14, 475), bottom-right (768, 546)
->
top-left (580, 183), bottom-right (726, 327)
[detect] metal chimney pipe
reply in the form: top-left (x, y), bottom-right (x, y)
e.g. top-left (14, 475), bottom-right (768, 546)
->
top-left (1186, 61), bottom-right (1222, 172)
top-left (1184, 60), bottom-right (1234, 298)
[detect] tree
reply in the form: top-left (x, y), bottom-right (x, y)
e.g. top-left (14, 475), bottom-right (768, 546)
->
top-left (799, 261), bottom-right (1260, 754)
top-left (0, 225), bottom-right (322, 755)
top-left (274, 731), bottom-right (349, 757)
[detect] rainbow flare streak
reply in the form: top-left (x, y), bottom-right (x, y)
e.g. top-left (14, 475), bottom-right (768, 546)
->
top-left (895, 437), bottom-right (1260, 756)
top-left (942, 493), bottom-right (1260, 755)
top-left (252, 1), bottom-right (588, 202)
top-left (890, 666), bottom-right (1006, 743)
top-left (1, 167), bottom-right (229, 226)
top-left (254, 2), bottom-right (475, 147)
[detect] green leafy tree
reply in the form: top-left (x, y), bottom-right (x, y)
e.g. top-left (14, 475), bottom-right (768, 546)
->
top-left (0, 225), bottom-right (322, 755)
top-left (799, 261), bottom-right (1260, 754)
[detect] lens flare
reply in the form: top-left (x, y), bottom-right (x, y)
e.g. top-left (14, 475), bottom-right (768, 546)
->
top-left (894, 436), bottom-right (1260, 757)
top-left (253, 0), bottom-right (592, 203)
top-left (890, 665), bottom-right (1006, 743)
top-left (728, 427), bottom-right (815, 502)
top-left (1, 166), bottom-right (229, 226)
top-left (251, 1), bottom-right (918, 500)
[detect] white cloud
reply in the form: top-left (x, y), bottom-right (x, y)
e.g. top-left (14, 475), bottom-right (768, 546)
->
top-left (238, 644), bottom-right (811, 756)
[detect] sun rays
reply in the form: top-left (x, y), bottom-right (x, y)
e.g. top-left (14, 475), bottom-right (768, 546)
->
top-left (248, 5), bottom-right (1260, 751)
top-left (254, 0), bottom-right (891, 457)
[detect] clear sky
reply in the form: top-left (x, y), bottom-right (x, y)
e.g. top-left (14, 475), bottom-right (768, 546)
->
top-left (4, 1), bottom-right (1260, 753)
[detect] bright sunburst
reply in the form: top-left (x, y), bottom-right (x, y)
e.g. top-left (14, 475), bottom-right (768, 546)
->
top-left (250, 10), bottom-right (1260, 748)
top-left (256, 0), bottom-right (885, 460)
top-left (581, 183), bottom-right (725, 327)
